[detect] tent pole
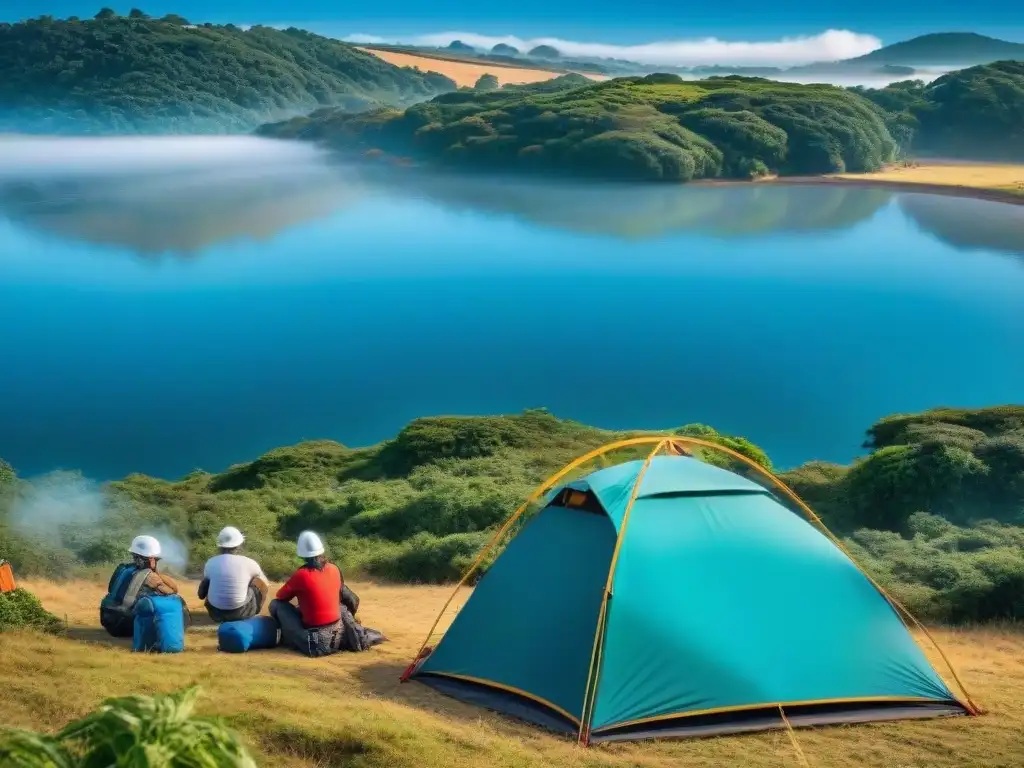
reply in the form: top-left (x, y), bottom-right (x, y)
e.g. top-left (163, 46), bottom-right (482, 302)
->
top-left (577, 440), bottom-right (667, 745)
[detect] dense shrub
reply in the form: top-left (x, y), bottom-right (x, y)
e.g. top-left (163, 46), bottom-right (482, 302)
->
top-left (0, 589), bottom-right (64, 634)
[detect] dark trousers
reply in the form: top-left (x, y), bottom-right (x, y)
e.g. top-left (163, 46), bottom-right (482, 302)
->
top-left (205, 582), bottom-right (265, 624)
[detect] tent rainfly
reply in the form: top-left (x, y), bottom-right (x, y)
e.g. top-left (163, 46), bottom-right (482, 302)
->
top-left (400, 437), bottom-right (979, 745)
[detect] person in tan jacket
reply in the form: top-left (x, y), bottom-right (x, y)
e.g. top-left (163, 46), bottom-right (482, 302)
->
top-left (99, 535), bottom-right (191, 637)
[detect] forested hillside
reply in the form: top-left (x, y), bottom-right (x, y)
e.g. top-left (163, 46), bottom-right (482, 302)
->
top-left (0, 13), bottom-right (457, 134)
top-left (2, 405), bottom-right (1023, 623)
top-left (258, 73), bottom-right (899, 181)
top-left (853, 61), bottom-right (1024, 160)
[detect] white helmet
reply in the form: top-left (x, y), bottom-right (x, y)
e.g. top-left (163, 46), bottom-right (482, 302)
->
top-left (296, 531), bottom-right (325, 559)
top-left (217, 526), bottom-right (245, 548)
top-left (129, 535), bottom-right (161, 559)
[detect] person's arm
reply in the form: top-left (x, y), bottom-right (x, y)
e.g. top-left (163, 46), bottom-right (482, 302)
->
top-left (248, 558), bottom-right (270, 587)
top-left (197, 578), bottom-right (210, 601)
top-left (275, 569), bottom-right (303, 602)
top-left (145, 571), bottom-right (178, 595)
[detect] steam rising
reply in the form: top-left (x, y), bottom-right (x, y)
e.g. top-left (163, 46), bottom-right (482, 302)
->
top-left (9, 472), bottom-right (190, 575)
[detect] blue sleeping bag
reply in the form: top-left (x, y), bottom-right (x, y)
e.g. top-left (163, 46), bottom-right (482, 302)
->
top-left (218, 616), bottom-right (279, 653)
top-left (133, 595), bottom-right (186, 653)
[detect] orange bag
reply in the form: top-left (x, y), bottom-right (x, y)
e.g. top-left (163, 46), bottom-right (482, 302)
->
top-left (0, 560), bottom-right (16, 593)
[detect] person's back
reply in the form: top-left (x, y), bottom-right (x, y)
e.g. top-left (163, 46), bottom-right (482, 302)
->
top-left (200, 527), bottom-right (269, 623)
top-left (276, 560), bottom-right (342, 628)
top-left (204, 553), bottom-right (265, 610)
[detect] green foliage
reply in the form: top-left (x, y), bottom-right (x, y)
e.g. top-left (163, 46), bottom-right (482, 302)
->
top-left (0, 458), bottom-right (14, 487)
top-left (3, 404), bottom-right (1024, 622)
top-left (0, 588), bottom-right (64, 634)
top-left (474, 73), bottom-right (500, 92)
top-left (0, 15), bottom-right (456, 134)
top-left (847, 514), bottom-right (1024, 623)
top-left (854, 61), bottom-right (1024, 161)
top-left (262, 73), bottom-right (898, 181)
top-left (0, 686), bottom-right (257, 768)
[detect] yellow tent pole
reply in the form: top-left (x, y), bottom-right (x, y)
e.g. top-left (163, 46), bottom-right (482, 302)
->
top-left (577, 440), bottom-right (667, 745)
top-left (400, 436), bottom-right (677, 681)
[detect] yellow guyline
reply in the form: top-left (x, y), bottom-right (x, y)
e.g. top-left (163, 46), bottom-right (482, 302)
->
top-left (400, 435), bottom-right (981, 721)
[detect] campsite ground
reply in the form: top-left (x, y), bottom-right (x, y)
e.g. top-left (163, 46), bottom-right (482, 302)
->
top-left (2, 578), bottom-right (1023, 768)
top-left (357, 47), bottom-right (606, 87)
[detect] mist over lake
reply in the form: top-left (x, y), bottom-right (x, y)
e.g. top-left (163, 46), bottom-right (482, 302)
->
top-left (0, 135), bottom-right (1022, 481)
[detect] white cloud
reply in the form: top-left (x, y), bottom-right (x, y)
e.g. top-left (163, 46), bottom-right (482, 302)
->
top-left (340, 29), bottom-right (882, 67)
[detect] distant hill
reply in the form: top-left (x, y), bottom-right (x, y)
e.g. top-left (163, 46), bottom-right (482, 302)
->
top-left (796, 32), bottom-right (1024, 73)
top-left (846, 32), bottom-right (1024, 67)
top-left (0, 15), bottom-right (457, 134)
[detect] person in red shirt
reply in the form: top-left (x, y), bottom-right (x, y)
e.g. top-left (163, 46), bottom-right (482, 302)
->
top-left (269, 531), bottom-right (386, 657)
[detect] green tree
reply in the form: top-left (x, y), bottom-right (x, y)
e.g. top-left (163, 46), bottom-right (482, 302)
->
top-left (128, 8), bottom-right (149, 19)
top-left (474, 73), bottom-right (500, 91)
top-left (94, 7), bottom-right (117, 19)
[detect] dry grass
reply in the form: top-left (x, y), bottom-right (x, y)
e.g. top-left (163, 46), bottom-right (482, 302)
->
top-left (833, 161), bottom-right (1024, 197)
top-left (357, 47), bottom-right (605, 88)
top-left (2, 579), bottom-right (1023, 768)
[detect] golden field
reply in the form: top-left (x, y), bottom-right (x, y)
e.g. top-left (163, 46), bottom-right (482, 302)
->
top-left (1, 578), bottom-right (1023, 767)
top-left (357, 47), bottom-right (605, 87)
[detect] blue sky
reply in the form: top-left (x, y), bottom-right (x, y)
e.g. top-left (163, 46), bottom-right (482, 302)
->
top-left (5, 1), bottom-right (1023, 66)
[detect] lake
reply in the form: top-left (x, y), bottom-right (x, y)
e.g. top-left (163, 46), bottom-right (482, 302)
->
top-left (1, 136), bottom-right (1022, 481)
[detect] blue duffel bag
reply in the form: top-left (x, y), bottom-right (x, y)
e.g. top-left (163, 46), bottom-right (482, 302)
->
top-left (133, 595), bottom-right (186, 653)
top-left (218, 616), bottom-right (279, 653)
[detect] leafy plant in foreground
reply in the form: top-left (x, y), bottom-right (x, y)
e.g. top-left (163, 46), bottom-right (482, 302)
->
top-left (0, 686), bottom-right (257, 768)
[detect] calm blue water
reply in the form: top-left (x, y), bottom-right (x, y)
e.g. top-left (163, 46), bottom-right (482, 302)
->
top-left (1, 137), bottom-right (1022, 480)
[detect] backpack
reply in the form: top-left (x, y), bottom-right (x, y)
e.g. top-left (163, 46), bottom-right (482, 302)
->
top-left (133, 595), bottom-right (186, 653)
top-left (217, 616), bottom-right (279, 653)
top-left (101, 563), bottom-right (151, 614)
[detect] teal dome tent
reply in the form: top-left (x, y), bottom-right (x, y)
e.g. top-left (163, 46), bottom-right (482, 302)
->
top-left (401, 437), bottom-right (978, 744)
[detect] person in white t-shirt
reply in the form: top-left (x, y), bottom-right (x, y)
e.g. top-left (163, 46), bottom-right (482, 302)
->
top-left (198, 526), bottom-right (270, 623)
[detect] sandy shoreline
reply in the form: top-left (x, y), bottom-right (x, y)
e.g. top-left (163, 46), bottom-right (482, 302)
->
top-left (696, 162), bottom-right (1024, 206)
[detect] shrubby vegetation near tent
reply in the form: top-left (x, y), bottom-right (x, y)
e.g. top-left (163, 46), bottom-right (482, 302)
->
top-left (2, 406), bottom-right (1023, 623)
top-left (257, 73), bottom-right (899, 181)
top-left (0, 14), bottom-right (457, 134)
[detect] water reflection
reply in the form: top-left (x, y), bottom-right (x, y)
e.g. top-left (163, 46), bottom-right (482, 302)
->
top-left (899, 194), bottom-right (1024, 258)
top-left (0, 159), bottom-right (898, 255)
top-left (0, 135), bottom-right (1021, 259)
top-left (385, 171), bottom-right (894, 239)
top-left (0, 163), bottom-right (367, 256)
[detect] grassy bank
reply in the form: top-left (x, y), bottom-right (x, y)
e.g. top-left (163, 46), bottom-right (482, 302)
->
top-left (2, 579), bottom-right (1022, 768)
